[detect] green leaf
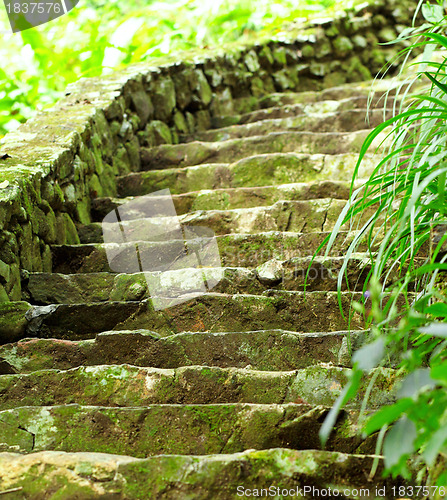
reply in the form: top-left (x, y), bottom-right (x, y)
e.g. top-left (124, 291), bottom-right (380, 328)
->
top-left (352, 337), bottom-right (385, 371)
top-left (383, 416), bottom-right (417, 468)
top-left (421, 3), bottom-right (445, 24)
top-left (424, 72), bottom-right (447, 95)
top-left (425, 302), bottom-right (447, 317)
top-left (430, 363), bottom-right (447, 383)
top-left (420, 322), bottom-right (447, 338)
top-left (364, 398), bottom-right (413, 434)
top-left (423, 424), bottom-right (447, 466)
top-left (397, 368), bottom-right (436, 398)
top-left (319, 369), bottom-right (362, 446)
top-left (423, 32), bottom-right (447, 51)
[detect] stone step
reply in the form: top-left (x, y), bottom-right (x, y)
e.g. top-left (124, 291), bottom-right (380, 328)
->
top-left (50, 231), bottom-right (367, 274)
top-left (0, 448), bottom-right (410, 499)
top-left (78, 199), bottom-right (356, 244)
top-left (92, 180), bottom-right (351, 220)
top-left (0, 403), bottom-right (373, 457)
top-left (22, 256), bottom-right (372, 304)
top-left (183, 108), bottom-right (391, 143)
top-left (211, 95), bottom-right (396, 128)
top-left (140, 130), bottom-right (386, 170)
top-left (3, 291), bottom-right (365, 343)
top-left (0, 363), bottom-right (397, 411)
top-left (257, 78), bottom-right (409, 109)
top-left (0, 329), bottom-right (366, 374)
top-left (118, 152), bottom-right (378, 197)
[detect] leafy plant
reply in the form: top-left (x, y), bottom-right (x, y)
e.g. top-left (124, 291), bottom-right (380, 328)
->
top-left (313, 0), bottom-right (447, 488)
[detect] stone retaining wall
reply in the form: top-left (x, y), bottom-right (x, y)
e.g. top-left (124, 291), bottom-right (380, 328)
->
top-left (0, 0), bottom-right (418, 301)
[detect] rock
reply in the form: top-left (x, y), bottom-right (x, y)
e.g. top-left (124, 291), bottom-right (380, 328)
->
top-left (256, 259), bottom-right (284, 285)
top-left (0, 448), bottom-right (408, 499)
top-left (333, 36), bottom-right (354, 57)
top-left (0, 301), bottom-right (31, 343)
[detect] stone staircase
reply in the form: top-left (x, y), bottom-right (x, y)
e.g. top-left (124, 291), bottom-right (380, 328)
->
top-left (0, 80), bottom-right (415, 498)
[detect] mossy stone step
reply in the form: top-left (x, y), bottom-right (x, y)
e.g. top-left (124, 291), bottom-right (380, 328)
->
top-left (117, 153), bottom-right (379, 197)
top-left (211, 95), bottom-right (396, 128)
top-left (92, 180), bottom-right (351, 220)
top-left (23, 256), bottom-right (371, 304)
top-left (0, 448), bottom-right (410, 499)
top-left (4, 291), bottom-right (364, 342)
top-left (78, 199), bottom-right (351, 244)
top-left (140, 130), bottom-right (385, 170)
top-left (183, 109), bottom-right (391, 143)
top-left (0, 329), bottom-right (366, 374)
top-left (0, 302), bottom-right (33, 345)
top-left (257, 78), bottom-right (408, 109)
top-left (0, 363), bottom-right (397, 410)
top-left (50, 231), bottom-right (367, 274)
top-left (0, 403), bottom-right (371, 457)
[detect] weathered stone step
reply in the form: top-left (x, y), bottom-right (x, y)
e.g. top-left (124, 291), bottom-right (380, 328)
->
top-left (211, 95), bottom-right (396, 128)
top-left (22, 256), bottom-right (371, 305)
top-left (0, 403), bottom-right (372, 457)
top-left (118, 153), bottom-right (379, 197)
top-left (0, 448), bottom-right (409, 499)
top-left (92, 180), bottom-right (351, 220)
top-left (257, 78), bottom-right (408, 109)
top-left (50, 231), bottom-right (367, 274)
top-left (183, 109), bottom-right (391, 143)
top-left (0, 364), bottom-right (397, 410)
top-left (140, 130), bottom-right (386, 170)
top-left (2, 291), bottom-right (364, 343)
top-left (0, 329), bottom-right (366, 374)
top-left (78, 199), bottom-right (353, 244)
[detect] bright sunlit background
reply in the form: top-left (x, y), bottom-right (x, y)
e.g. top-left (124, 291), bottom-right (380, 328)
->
top-left (0, 0), bottom-right (349, 137)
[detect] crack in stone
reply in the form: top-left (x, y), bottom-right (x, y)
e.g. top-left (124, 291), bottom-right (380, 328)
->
top-left (279, 371), bottom-right (298, 405)
top-left (321, 199), bottom-right (331, 231)
top-left (17, 425), bottom-right (35, 450)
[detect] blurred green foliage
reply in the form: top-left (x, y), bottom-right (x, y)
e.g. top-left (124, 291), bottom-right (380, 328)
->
top-left (0, 0), bottom-right (341, 137)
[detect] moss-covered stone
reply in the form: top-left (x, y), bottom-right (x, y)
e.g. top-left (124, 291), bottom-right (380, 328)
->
top-left (0, 301), bottom-right (31, 343)
top-left (139, 129), bottom-right (378, 170)
top-left (0, 329), bottom-right (357, 373)
top-left (151, 76), bottom-right (176, 121)
top-left (14, 291), bottom-right (365, 340)
top-left (0, 363), bottom-right (397, 410)
top-left (333, 36), bottom-right (354, 57)
top-left (0, 403), bottom-right (365, 456)
top-left (0, 448), bottom-right (414, 498)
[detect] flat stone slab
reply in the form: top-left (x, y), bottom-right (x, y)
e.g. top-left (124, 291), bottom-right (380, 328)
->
top-left (0, 364), bottom-right (397, 410)
top-left (23, 256), bottom-right (372, 304)
top-left (257, 78), bottom-right (407, 108)
top-left (0, 329), bottom-right (365, 373)
top-left (5, 291), bottom-right (365, 341)
top-left (139, 130), bottom-right (385, 170)
top-left (0, 448), bottom-right (409, 499)
top-left (117, 153), bottom-right (379, 197)
top-left (92, 180), bottom-right (352, 220)
top-left (211, 95), bottom-right (397, 128)
top-left (79, 198), bottom-right (351, 244)
top-left (50, 231), bottom-right (368, 273)
top-left (183, 109), bottom-right (391, 142)
top-left (0, 403), bottom-right (369, 457)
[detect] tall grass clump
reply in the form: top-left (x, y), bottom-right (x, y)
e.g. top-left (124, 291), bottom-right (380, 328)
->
top-left (312, 0), bottom-right (447, 489)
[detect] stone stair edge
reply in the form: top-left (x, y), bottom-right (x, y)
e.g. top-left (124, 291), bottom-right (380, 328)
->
top-left (0, 447), bottom-right (412, 500)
